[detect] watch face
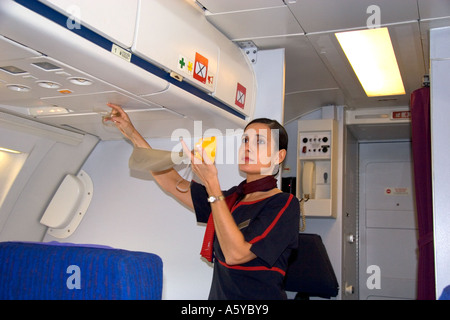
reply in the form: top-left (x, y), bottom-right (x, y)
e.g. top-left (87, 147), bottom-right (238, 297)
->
top-left (208, 196), bottom-right (215, 203)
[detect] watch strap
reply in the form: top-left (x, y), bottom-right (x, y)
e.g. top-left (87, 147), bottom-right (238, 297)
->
top-left (207, 195), bottom-right (225, 203)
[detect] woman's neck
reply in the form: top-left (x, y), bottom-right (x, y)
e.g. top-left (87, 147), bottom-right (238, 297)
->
top-left (245, 173), bottom-right (273, 183)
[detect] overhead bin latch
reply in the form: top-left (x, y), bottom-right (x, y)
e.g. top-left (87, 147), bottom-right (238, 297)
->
top-left (236, 41), bottom-right (258, 64)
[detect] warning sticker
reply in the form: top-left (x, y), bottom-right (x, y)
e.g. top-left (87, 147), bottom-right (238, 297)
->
top-left (392, 111), bottom-right (411, 120)
top-left (385, 187), bottom-right (409, 196)
top-left (193, 52), bottom-right (208, 84)
top-left (178, 55), bottom-right (193, 76)
top-left (207, 74), bottom-right (214, 88)
top-left (235, 83), bottom-right (246, 109)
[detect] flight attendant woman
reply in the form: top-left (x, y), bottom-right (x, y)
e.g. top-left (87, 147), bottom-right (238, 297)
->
top-left (107, 103), bottom-right (299, 300)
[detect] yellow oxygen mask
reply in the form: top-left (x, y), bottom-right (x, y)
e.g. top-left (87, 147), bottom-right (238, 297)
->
top-left (194, 136), bottom-right (216, 163)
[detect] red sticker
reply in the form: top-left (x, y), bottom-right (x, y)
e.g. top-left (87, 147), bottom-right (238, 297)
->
top-left (193, 52), bottom-right (208, 84)
top-left (235, 83), bottom-right (246, 109)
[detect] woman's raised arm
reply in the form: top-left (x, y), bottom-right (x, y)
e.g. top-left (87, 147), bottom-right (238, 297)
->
top-left (106, 103), bottom-right (194, 209)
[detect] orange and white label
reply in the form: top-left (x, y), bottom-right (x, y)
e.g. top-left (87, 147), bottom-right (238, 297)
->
top-left (193, 52), bottom-right (208, 84)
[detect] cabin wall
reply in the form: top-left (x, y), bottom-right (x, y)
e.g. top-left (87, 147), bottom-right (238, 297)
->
top-left (0, 111), bottom-right (98, 242)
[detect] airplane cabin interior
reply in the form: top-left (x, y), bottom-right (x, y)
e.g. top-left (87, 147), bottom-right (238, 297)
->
top-left (0, 0), bottom-right (449, 302)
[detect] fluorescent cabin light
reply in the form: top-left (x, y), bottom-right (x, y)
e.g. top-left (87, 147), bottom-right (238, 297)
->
top-left (335, 27), bottom-right (405, 97)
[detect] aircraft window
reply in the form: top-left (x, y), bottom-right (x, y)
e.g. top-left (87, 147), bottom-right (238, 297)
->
top-left (0, 147), bottom-right (28, 209)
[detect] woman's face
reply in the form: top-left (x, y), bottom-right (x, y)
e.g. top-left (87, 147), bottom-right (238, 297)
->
top-left (238, 122), bottom-right (282, 176)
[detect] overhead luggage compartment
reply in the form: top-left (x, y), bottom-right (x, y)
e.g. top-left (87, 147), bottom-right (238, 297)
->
top-left (0, 0), bottom-right (256, 139)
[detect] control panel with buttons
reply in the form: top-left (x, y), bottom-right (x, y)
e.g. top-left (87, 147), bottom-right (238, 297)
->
top-left (297, 119), bottom-right (337, 218)
top-left (299, 131), bottom-right (332, 159)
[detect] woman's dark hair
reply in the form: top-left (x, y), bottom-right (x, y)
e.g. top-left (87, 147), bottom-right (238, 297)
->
top-left (244, 118), bottom-right (288, 152)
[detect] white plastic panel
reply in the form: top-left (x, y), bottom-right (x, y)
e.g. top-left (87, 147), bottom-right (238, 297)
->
top-left (205, 6), bottom-right (304, 40)
top-left (198, 0), bottom-right (284, 13)
top-left (40, 173), bottom-right (83, 228)
top-left (40, 108), bottom-right (190, 140)
top-left (0, 35), bottom-right (41, 61)
top-left (141, 84), bottom-right (247, 134)
top-left (0, 1), bottom-right (169, 96)
top-left (133, 0), bottom-right (218, 94)
top-left (213, 40), bottom-right (256, 118)
top-left (0, 55), bottom-right (161, 111)
top-left (38, 0), bottom-right (139, 48)
top-left (43, 170), bottom-right (94, 238)
top-left (297, 119), bottom-right (338, 218)
top-left (133, 0), bottom-right (255, 117)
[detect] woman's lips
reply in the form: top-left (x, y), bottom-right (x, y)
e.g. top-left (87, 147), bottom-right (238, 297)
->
top-left (241, 156), bottom-right (252, 164)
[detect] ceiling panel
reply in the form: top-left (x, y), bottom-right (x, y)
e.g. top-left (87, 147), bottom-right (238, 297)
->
top-left (198, 0), bottom-right (285, 13)
top-left (284, 88), bottom-right (345, 122)
top-left (287, 0), bottom-right (420, 33)
top-left (205, 6), bottom-right (304, 40)
top-left (307, 22), bottom-right (426, 109)
top-left (201, 0), bottom-right (436, 124)
top-left (252, 34), bottom-right (339, 93)
top-left (418, 0), bottom-right (450, 20)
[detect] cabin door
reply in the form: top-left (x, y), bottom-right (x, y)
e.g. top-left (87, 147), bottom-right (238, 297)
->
top-left (358, 141), bottom-right (418, 299)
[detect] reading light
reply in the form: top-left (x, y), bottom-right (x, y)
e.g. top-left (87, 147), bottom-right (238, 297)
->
top-left (335, 27), bottom-right (405, 97)
top-left (28, 106), bottom-right (70, 116)
top-left (68, 77), bottom-right (93, 86)
top-left (0, 147), bottom-right (22, 154)
top-left (7, 84), bottom-right (31, 92)
top-left (37, 81), bottom-right (61, 89)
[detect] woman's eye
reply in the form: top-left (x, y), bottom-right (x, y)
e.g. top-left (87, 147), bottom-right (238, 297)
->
top-left (258, 138), bottom-right (266, 145)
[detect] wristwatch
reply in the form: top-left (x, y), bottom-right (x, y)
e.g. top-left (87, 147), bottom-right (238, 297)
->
top-left (207, 195), bottom-right (225, 203)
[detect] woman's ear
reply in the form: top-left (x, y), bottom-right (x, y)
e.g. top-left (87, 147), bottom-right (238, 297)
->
top-left (276, 149), bottom-right (287, 165)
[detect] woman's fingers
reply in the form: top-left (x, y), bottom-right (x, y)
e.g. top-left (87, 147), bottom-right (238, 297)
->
top-left (107, 103), bottom-right (130, 121)
top-left (180, 139), bottom-right (194, 162)
top-left (197, 145), bottom-right (214, 165)
top-left (105, 103), bottom-right (136, 139)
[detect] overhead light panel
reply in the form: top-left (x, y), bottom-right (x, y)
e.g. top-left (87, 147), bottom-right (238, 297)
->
top-left (335, 27), bottom-right (405, 97)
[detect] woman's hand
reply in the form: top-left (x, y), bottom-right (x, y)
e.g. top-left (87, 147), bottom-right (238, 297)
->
top-left (106, 103), bottom-right (149, 148)
top-left (105, 103), bottom-right (136, 140)
top-left (180, 139), bottom-right (220, 193)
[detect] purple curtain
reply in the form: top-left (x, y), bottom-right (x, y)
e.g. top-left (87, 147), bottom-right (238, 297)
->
top-left (410, 86), bottom-right (436, 300)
